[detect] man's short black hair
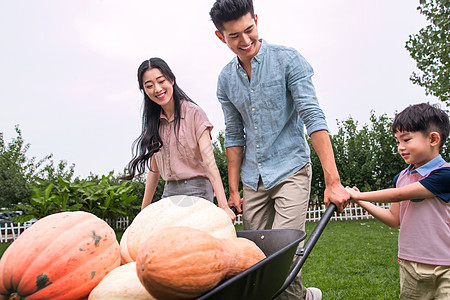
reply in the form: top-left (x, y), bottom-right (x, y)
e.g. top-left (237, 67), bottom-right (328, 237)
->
top-left (209, 0), bottom-right (255, 32)
top-left (392, 102), bottom-right (450, 149)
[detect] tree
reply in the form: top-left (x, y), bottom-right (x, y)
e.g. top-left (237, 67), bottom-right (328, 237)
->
top-left (365, 113), bottom-right (405, 190)
top-left (310, 111), bottom-right (450, 205)
top-left (405, 0), bottom-right (450, 105)
top-left (212, 131), bottom-right (227, 197)
top-left (0, 126), bottom-right (32, 208)
top-left (310, 112), bottom-right (404, 204)
top-left (308, 117), bottom-right (380, 205)
top-left (0, 125), bottom-right (76, 208)
top-left (212, 131), bottom-right (243, 199)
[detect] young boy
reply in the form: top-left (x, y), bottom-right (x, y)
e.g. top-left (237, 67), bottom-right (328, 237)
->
top-left (347, 103), bottom-right (450, 299)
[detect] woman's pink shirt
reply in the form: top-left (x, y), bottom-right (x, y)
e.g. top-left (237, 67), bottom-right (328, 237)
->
top-left (154, 100), bottom-right (213, 181)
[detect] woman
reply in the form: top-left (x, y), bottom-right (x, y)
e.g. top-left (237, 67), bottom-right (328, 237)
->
top-left (123, 57), bottom-right (235, 221)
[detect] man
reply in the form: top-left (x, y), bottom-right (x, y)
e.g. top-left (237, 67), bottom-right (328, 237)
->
top-left (209, 1), bottom-right (349, 299)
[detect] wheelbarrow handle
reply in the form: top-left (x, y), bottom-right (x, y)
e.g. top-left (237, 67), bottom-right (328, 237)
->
top-left (230, 206), bottom-right (238, 215)
top-left (272, 203), bottom-right (337, 299)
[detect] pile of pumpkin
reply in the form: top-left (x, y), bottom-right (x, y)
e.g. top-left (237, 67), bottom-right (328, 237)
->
top-left (0, 196), bottom-right (265, 299)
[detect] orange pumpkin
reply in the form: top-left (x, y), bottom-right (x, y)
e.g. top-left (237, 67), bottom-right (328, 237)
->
top-left (136, 226), bottom-right (266, 300)
top-left (121, 195), bottom-right (236, 263)
top-left (0, 211), bottom-right (120, 300)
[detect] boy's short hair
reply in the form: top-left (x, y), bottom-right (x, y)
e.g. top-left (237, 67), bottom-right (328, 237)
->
top-left (392, 103), bottom-right (450, 149)
top-left (209, 0), bottom-right (255, 32)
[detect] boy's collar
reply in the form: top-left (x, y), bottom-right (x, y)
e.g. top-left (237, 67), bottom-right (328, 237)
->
top-left (407, 155), bottom-right (445, 176)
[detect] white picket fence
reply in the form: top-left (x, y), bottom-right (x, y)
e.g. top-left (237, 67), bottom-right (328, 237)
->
top-left (233, 202), bottom-right (390, 225)
top-left (0, 203), bottom-right (389, 243)
top-left (106, 216), bottom-right (130, 231)
top-left (0, 217), bottom-right (132, 244)
top-left (306, 202), bottom-right (389, 222)
top-left (0, 222), bottom-right (32, 243)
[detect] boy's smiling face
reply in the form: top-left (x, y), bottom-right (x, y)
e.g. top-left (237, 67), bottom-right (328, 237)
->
top-left (394, 130), bottom-right (441, 168)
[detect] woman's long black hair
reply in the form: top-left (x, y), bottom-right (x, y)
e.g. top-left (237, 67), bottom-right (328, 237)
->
top-left (122, 57), bottom-right (194, 180)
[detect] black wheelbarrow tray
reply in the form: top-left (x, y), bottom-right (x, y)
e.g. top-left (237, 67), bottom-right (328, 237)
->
top-left (196, 203), bottom-right (337, 300)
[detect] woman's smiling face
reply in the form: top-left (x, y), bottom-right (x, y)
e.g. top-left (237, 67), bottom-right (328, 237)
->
top-left (142, 68), bottom-right (174, 111)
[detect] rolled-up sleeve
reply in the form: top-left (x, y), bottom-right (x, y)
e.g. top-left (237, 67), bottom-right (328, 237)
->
top-left (217, 80), bottom-right (246, 148)
top-left (287, 52), bottom-right (328, 136)
top-left (193, 106), bottom-right (213, 141)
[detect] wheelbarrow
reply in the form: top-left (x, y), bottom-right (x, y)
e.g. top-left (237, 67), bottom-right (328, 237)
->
top-left (196, 203), bottom-right (337, 300)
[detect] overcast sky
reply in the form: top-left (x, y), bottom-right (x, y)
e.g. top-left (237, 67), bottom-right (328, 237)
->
top-left (0, 0), bottom-right (440, 178)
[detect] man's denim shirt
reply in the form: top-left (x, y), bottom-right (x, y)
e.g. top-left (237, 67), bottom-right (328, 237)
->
top-left (217, 40), bottom-right (328, 191)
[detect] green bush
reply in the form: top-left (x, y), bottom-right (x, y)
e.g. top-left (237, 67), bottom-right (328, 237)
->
top-left (14, 172), bottom-right (139, 223)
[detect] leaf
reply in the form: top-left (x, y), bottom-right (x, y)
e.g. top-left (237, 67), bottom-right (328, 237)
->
top-left (44, 183), bottom-right (53, 200)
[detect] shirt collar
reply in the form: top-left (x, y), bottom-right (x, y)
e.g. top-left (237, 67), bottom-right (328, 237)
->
top-left (407, 155), bottom-right (445, 176)
top-left (159, 100), bottom-right (186, 122)
top-left (235, 39), bottom-right (266, 70)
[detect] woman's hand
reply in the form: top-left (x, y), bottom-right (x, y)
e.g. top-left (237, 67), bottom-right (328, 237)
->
top-left (220, 205), bottom-right (236, 222)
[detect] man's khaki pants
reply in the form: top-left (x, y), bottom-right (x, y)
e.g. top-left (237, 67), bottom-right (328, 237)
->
top-left (243, 163), bottom-right (312, 300)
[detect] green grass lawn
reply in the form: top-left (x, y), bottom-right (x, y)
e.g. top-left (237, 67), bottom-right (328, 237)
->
top-left (0, 243), bottom-right (9, 256)
top-left (1, 219), bottom-right (399, 299)
top-left (301, 219), bottom-right (400, 300)
top-left (235, 219), bottom-right (399, 299)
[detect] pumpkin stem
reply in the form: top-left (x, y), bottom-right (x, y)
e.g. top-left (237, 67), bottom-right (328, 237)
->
top-left (9, 293), bottom-right (21, 300)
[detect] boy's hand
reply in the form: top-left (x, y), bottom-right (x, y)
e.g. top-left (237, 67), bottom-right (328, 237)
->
top-left (345, 186), bottom-right (360, 201)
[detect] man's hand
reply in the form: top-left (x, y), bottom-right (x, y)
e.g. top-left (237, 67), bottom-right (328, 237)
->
top-left (228, 192), bottom-right (242, 213)
top-left (324, 182), bottom-right (350, 213)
